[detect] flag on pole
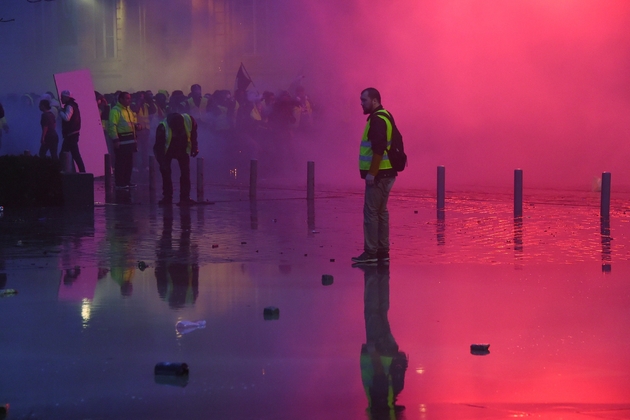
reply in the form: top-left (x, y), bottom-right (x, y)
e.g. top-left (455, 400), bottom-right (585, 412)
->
top-left (235, 63), bottom-right (253, 92)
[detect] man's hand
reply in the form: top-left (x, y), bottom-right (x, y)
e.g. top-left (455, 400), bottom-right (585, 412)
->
top-left (191, 149), bottom-right (199, 158)
top-left (365, 173), bottom-right (375, 186)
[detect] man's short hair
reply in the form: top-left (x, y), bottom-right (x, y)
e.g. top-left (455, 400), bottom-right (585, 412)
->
top-left (362, 87), bottom-right (381, 103)
top-left (39, 99), bottom-right (51, 110)
top-left (118, 91), bottom-right (130, 101)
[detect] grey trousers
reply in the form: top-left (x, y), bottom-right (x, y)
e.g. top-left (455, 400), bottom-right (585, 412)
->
top-left (363, 176), bottom-right (395, 255)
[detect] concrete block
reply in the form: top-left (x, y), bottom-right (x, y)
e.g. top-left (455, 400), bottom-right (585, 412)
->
top-left (62, 173), bottom-right (94, 207)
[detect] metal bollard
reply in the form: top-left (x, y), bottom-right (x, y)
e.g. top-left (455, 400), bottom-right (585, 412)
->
top-left (62, 152), bottom-right (74, 173)
top-left (307, 161), bottom-right (315, 201)
top-left (104, 154), bottom-right (112, 192)
top-left (514, 169), bottom-right (523, 218)
top-left (249, 159), bottom-right (258, 199)
top-left (197, 157), bottom-right (204, 202)
top-left (437, 165), bottom-right (445, 211)
top-left (601, 171), bottom-right (611, 220)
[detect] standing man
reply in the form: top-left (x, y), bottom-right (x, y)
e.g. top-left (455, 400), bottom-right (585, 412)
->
top-left (109, 91), bottom-right (141, 188)
top-left (58, 90), bottom-right (86, 172)
top-left (38, 99), bottom-right (59, 159)
top-left (154, 112), bottom-right (199, 206)
top-left (352, 88), bottom-right (398, 264)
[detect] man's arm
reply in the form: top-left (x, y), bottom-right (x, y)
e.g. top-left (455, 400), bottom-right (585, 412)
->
top-left (107, 108), bottom-right (120, 140)
top-left (58, 104), bottom-right (73, 122)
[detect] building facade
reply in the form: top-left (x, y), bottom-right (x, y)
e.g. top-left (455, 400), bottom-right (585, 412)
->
top-left (0, 0), bottom-right (274, 95)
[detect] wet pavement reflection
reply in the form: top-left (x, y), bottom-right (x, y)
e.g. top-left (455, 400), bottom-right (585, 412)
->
top-left (1, 184), bottom-right (630, 419)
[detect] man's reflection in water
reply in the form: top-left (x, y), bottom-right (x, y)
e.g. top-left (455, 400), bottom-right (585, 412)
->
top-left (358, 262), bottom-right (408, 419)
top-left (107, 200), bottom-right (137, 296)
top-left (155, 206), bottom-right (199, 309)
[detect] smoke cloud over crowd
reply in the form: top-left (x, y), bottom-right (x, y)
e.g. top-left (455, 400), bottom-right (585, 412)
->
top-left (2, 0), bottom-right (630, 191)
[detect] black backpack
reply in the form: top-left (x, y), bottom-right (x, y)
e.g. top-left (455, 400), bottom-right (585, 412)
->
top-left (375, 110), bottom-right (407, 172)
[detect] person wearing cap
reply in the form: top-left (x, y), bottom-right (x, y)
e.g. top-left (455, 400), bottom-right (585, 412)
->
top-left (58, 90), bottom-right (86, 172)
top-left (153, 112), bottom-right (199, 206)
top-left (108, 91), bottom-right (141, 188)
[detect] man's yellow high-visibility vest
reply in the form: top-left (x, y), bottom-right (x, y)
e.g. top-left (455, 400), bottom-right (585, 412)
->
top-left (359, 110), bottom-right (393, 171)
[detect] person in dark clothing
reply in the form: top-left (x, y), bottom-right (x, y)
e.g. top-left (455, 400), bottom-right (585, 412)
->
top-left (38, 99), bottom-right (59, 159)
top-left (58, 90), bottom-right (86, 172)
top-left (154, 112), bottom-right (199, 206)
top-left (352, 88), bottom-right (398, 264)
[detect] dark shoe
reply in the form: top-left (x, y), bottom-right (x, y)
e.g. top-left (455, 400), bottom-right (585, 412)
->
top-left (158, 198), bottom-right (172, 206)
top-left (177, 198), bottom-right (197, 207)
top-left (377, 252), bottom-right (390, 262)
top-left (351, 252), bottom-right (377, 263)
top-left (115, 185), bottom-right (127, 190)
top-left (127, 183), bottom-right (137, 188)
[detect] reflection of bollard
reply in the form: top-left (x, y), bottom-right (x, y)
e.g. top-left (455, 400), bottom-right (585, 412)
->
top-left (307, 161), bottom-right (315, 201)
top-left (249, 159), bottom-right (258, 199)
top-left (601, 171), bottom-right (611, 220)
top-left (104, 154), bottom-right (112, 192)
top-left (514, 169), bottom-right (523, 218)
top-left (601, 218), bottom-right (611, 273)
top-left (437, 165), bottom-right (445, 211)
top-left (197, 157), bottom-right (204, 202)
top-left (149, 155), bottom-right (156, 193)
top-left (62, 152), bottom-right (74, 173)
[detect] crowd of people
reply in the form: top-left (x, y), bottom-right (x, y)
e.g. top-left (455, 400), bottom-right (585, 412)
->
top-left (0, 81), bottom-right (318, 203)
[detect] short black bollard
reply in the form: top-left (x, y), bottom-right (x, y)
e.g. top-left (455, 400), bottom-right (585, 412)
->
top-left (104, 154), bottom-right (112, 192)
top-left (437, 165), bottom-right (445, 211)
top-left (62, 151), bottom-right (74, 173)
top-left (197, 157), bottom-right (204, 202)
top-left (514, 169), bottom-right (523, 218)
top-left (601, 172), bottom-right (611, 220)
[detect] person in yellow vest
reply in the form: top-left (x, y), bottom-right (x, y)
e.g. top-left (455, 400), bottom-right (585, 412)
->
top-left (185, 84), bottom-right (211, 125)
top-left (153, 112), bottom-right (199, 206)
top-left (108, 91), bottom-right (142, 188)
top-left (352, 88), bottom-right (398, 264)
top-left (358, 262), bottom-right (408, 418)
top-left (295, 86), bottom-right (313, 130)
top-left (132, 91), bottom-right (156, 172)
